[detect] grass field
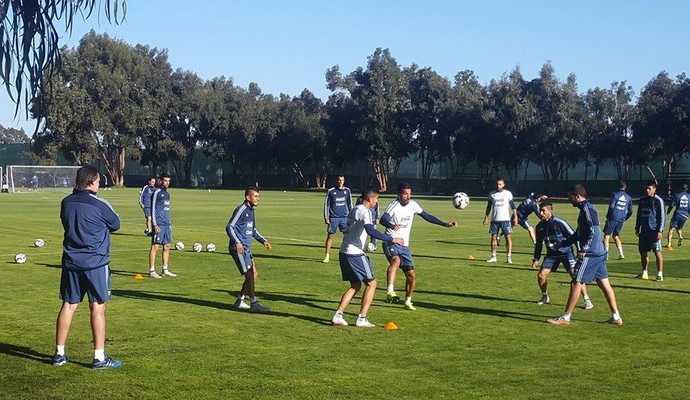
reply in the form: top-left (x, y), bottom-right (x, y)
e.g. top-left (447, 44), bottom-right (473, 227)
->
top-left (1, 187), bottom-right (689, 399)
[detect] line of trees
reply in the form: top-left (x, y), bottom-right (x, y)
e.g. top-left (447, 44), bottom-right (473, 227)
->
top-left (30, 32), bottom-right (690, 191)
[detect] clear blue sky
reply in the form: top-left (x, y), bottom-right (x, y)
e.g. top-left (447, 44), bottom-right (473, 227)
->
top-left (2, 0), bottom-right (688, 133)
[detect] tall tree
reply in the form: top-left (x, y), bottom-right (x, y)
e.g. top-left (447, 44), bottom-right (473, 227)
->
top-left (1, 0), bottom-right (126, 121)
top-left (0, 124), bottom-right (30, 143)
top-left (325, 48), bottom-right (412, 192)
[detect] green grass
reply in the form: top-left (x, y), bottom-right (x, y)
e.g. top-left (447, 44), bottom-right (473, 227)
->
top-left (1, 188), bottom-right (689, 399)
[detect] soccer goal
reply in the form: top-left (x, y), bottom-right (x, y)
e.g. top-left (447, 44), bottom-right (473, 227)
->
top-left (1, 166), bottom-right (6, 193)
top-left (6, 165), bottom-right (81, 193)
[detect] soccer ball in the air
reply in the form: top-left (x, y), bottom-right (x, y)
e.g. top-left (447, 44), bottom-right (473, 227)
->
top-left (34, 238), bottom-right (45, 247)
top-left (15, 253), bottom-right (27, 264)
top-left (206, 243), bottom-right (216, 252)
top-left (193, 243), bottom-right (203, 252)
top-left (175, 241), bottom-right (185, 251)
top-left (452, 192), bottom-right (470, 210)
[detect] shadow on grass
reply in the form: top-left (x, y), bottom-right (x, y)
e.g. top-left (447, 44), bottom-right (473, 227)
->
top-left (410, 301), bottom-right (546, 323)
top-left (613, 283), bottom-right (690, 295)
top-left (410, 288), bottom-right (536, 304)
top-left (34, 263), bottom-right (141, 278)
top-left (253, 253), bottom-right (320, 262)
top-left (279, 243), bottom-right (323, 250)
top-left (113, 289), bottom-right (330, 325)
top-left (0, 343), bottom-right (52, 365)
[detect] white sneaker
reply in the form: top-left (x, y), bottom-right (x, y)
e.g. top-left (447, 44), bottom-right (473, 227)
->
top-left (584, 299), bottom-right (594, 310)
top-left (233, 299), bottom-right (250, 309)
top-left (162, 269), bottom-right (177, 277)
top-left (149, 271), bottom-right (162, 279)
top-left (366, 243), bottom-right (376, 252)
top-left (332, 313), bottom-right (348, 326)
top-left (355, 317), bottom-right (375, 328)
top-left (506, 256), bottom-right (513, 264)
top-left (486, 256), bottom-right (497, 263)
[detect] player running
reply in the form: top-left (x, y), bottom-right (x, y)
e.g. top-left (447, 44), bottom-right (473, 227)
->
top-left (379, 182), bottom-right (457, 310)
top-left (516, 193), bottom-right (548, 244)
top-left (666, 183), bottom-right (689, 250)
top-left (603, 181), bottom-right (633, 260)
top-left (322, 175), bottom-right (352, 263)
top-left (483, 178), bottom-right (518, 263)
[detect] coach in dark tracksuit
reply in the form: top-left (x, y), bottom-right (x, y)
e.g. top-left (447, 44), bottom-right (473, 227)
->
top-left (53, 165), bottom-right (122, 369)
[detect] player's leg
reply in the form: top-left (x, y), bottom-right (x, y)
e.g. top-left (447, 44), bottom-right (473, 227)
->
top-left (487, 223), bottom-right (498, 262)
top-left (637, 251), bottom-right (649, 279)
top-left (403, 268), bottom-right (416, 310)
top-left (654, 249), bottom-right (664, 280)
top-left (333, 255), bottom-right (360, 326)
top-left (385, 255), bottom-right (401, 303)
top-left (596, 278), bottom-right (622, 325)
top-left (527, 226), bottom-right (536, 244)
top-left (336, 282), bottom-right (361, 315)
top-left (161, 233), bottom-right (176, 276)
top-left (230, 250), bottom-right (252, 310)
top-left (323, 232), bottom-right (335, 263)
top-left (359, 279), bottom-right (377, 320)
top-left (666, 227), bottom-right (674, 248)
top-left (678, 227), bottom-right (684, 246)
top-left (89, 301), bottom-right (107, 356)
top-left (505, 234), bottom-right (513, 264)
top-left (537, 267), bottom-right (551, 304)
top-left (54, 301), bottom-right (78, 365)
top-left (613, 234), bottom-right (624, 259)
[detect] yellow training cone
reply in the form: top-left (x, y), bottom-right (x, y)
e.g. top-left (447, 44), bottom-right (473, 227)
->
top-left (467, 255), bottom-right (476, 260)
top-left (134, 273), bottom-right (144, 280)
top-left (384, 321), bottom-right (399, 331)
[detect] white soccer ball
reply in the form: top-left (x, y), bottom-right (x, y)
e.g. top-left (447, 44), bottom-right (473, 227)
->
top-left (452, 192), bottom-right (470, 210)
top-left (206, 243), bottom-right (216, 252)
top-left (193, 243), bottom-right (203, 252)
top-left (366, 242), bottom-right (376, 252)
top-left (15, 253), bottom-right (27, 264)
top-left (175, 241), bottom-right (185, 251)
top-left (34, 238), bottom-right (45, 247)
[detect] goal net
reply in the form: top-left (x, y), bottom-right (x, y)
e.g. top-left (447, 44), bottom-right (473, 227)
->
top-left (7, 165), bottom-right (82, 193)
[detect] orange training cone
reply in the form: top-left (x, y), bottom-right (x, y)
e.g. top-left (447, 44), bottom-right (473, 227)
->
top-left (134, 273), bottom-right (144, 280)
top-left (384, 321), bottom-right (399, 330)
top-left (467, 255), bottom-right (475, 260)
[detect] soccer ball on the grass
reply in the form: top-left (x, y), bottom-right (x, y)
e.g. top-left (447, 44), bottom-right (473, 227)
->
top-left (34, 238), bottom-right (45, 247)
top-left (193, 243), bottom-right (203, 252)
top-left (175, 241), bottom-right (185, 251)
top-left (206, 243), bottom-right (216, 252)
top-left (15, 253), bottom-right (27, 264)
top-left (452, 192), bottom-right (470, 210)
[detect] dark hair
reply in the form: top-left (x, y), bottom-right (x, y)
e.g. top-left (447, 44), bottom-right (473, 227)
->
top-left (75, 165), bottom-right (100, 189)
top-left (539, 201), bottom-right (553, 210)
top-left (497, 178), bottom-right (505, 183)
top-left (160, 173), bottom-right (171, 180)
top-left (396, 181), bottom-right (411, 194)
top-left (361, 186), bottom-right (379, 200)
top-left (646, 180), bottom-right (657, 188)
top-left (683, 183), bottom-right (689, 191)
top-left (568, 184), bottom-right (587, 198)
top-left (245, 186), bottom-right (260, 197)
top-left (619, 180), bottom-right (627, 190)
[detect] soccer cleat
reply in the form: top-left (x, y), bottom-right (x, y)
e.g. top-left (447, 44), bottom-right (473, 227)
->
top-left (655, 275), bottom-right (664, 282)
top-left (537, 295), bottom-right (550, 305)
top-left (635, 273), bottom-right (649, 280)
top-left (547, 316), bottom-right (570, 325)
top-left (486, 256), bottom-right (497, 263)
top-left (52, 354), bottom-right (69, 367)
top-left (679, 237), bottom-right (683, 247)
top-left (618, 254), bottom-right (625, 260)
top-left (403, 301), bottom-right (417, 311)
top-left (385, 291), bottom-right (400, 303)
top-left (506, 256), bottom-right (513, 264)
top-left (162, 269), bottom-right (177, 277)
top-left (584, 299), bottom-right (594, 310)
top-left (233, 299), bottom-right (250, 310)
top-left (332, 314), bottom-right (348, 326)
top-left (249, 302), bottom-right (270, 313)
top-left (606, 317), bottom-right (624, 326)
top-left (366, 243), bottom-right (376, 252)
top-left (92, 355), bottom-right (122, 370)
top-left (322, 255), bottom-right (330, 263)
top-left (144, 228), bottom-right (151, 236)
top-left (149, 271), bottom-right (163, 279)
top-left (355, 317), bottom-right (375, 328)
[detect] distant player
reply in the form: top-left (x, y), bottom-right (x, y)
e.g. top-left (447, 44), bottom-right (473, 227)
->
top-left (356, 194), bottom-right (380, 251)
top-left (548, 184), bottom-right (623, 326)
top-left (635, 181), bottom-right (665, 281)
top-left (603, 181), bottom-right (633, 260)
top-left (331, 186), bottom-right (403, 327)
top-left (666, 183), bottom-right (689, 250)
top-left (322, 175), bottom-right (352, 263)
top-left (531, 201), bottom-right (592, 310)
top-left (226, 187), bottom-right (272, 313)
top-left (516, 193), bottom-right (548, 244)
top-left (483, 178), bottom-right (518, 263)
top-left (379, 182), bottom-right (457, 310)
top-left (148, 173), bottom-right (177, 278)
top-left (139, 177), bottom-right (157, 236)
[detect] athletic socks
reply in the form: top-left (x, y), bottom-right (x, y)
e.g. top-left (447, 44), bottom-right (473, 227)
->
top-left (387, 284), bottom-right (395, 293)
top-left (612, 311), bottom-right (621, 321)
top-left (94, 349), bottom-right (105, 362)
top-left (56, 345), bottom-right (65, 356)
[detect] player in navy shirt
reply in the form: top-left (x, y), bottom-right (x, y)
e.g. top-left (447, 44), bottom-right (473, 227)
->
top-left (603, 181), bottom-right (633, 260)
top-left (322, 175), bottom-right (352, 263)
top-left (54, 165), bottom-right (122, 369)
top-left (516, 193), bottom-right (547, 244)
top-left (148, 173), bottom-right (176, 278)
top-left (666, 183), bottom-right (689, 249)
top-left (531, 201), bottom-right (592, 310)
top-left (226, 187), bottom-right (272, 313)
top-left (635, 181), bottom-right (665, 281)
top-left (548, 184), bottom-right (622, 326)
top-left (139, 177), bottom-right (157, 236)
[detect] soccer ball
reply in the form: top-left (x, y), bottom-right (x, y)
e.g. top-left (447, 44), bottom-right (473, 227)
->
top-left (366, 242), bottom-right (376, 252)
top-left (15, 253), bottom-right (27, 264)
top-left (452, 192), bottom-right (470, 210)
top-left (34, 238), bottom-right (45, 247)
top-left (175, 241), bottom-right (185, 251)
top-left (193, 243), bottom-right (203, 252)
top-left (206, 243), bottom-right (216, 252)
